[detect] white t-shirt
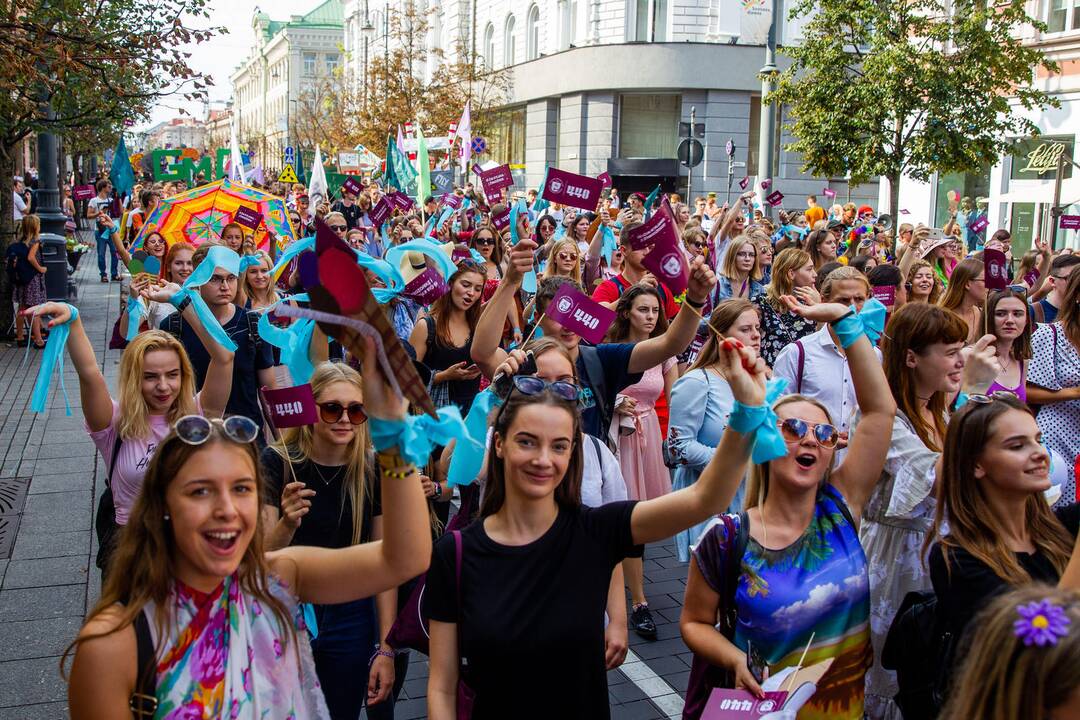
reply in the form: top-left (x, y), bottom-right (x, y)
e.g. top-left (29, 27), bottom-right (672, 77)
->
top-left (13, 190), bottom-right (27, 221)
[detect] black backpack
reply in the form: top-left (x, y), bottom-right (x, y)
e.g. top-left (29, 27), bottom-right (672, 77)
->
top-left (163, 306), bottom-right (262, 359)
top-left (882, 590), bottom-right (955, 719)
top-left (578, 344), bottom-right (616, 452)
top-left (5, 243), bottom-right (34, 287)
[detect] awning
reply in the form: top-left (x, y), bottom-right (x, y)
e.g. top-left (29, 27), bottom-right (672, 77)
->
top-left (995, 178), bottom-right (1080, 205)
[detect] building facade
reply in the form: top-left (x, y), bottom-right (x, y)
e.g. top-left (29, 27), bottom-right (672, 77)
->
top-left (230, 0), bottom-right (345, 170)
top-left (886, 0), bottom-right (1080, 252)
top-left (141, 118), bottom-right (208, 152)
top-left (343, 0), bottom-right (879, 205)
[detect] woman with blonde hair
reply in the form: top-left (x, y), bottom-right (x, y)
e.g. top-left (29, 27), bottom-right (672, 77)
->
top-left (8, 214), bottom-right (48, 347)
top-left (906, 259), bottom-right (943, 304)
top-left (542, 238), bottom-right (583, 285)
top-left (28, 294), bottom-right (234, 572)
top-left (938, 257), bottom-right (986, 343)
top-left (261, 362), bottom-right (397, 717)
top-left (238, 251), bottom-right (280, 310)
top-left (941, 585), bottom-right (1080, 720)
top-left (752, 247), bottom-right (818, 366)
top-left (714, 235), bottom-right (764, 302)
top-left (65, 338), bottom-right (432, 720)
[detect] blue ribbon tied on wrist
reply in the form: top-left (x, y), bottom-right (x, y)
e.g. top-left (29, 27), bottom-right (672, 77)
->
top-left (369, 407), bottom-right (470, 469)
top-left (831, 297), bottom-right (887, 349)
top-left (727, 377), bottom-right (789, 464)
top-left (30, 304), bottom-right (79, 415)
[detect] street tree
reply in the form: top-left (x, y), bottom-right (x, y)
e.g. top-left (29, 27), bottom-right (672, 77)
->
top-left (769, 0), bottom-right (1058, 218)
top-left (0, 0), bottom-right (221, 332)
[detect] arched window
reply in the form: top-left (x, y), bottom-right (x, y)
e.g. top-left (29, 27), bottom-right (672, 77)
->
top-left (504, 15), bottom-right (516, 66)
top-left (526, 4), bottom-right (540, 59)
top-left (483, 22), bottom-right (496, 68)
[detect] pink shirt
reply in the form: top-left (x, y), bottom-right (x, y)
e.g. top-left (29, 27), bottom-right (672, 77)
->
top-left (87, 399), bottom-right (197, 525)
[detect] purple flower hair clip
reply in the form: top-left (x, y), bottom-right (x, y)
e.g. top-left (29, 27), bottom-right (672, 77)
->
top-left (1014, 599), bottom-right (1071, 647)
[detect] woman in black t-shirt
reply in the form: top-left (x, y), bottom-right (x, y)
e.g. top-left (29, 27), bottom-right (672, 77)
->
top-left (423, 340), bottom-right (769, 719)
top-left (410, 262), bottom-right (486, 415)
top-left (928, 394), bottom-right (1080, 696)
top-left (260, 361), bottom-right (395, 720)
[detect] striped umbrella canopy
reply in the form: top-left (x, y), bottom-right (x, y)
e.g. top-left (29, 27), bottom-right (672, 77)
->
top-left (131, 179), bottom-right (297, 252)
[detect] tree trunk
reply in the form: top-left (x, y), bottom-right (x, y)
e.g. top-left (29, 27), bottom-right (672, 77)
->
top-left (887, 170), bottom-right (901, 226)
top-left (0, 144), bottom-right (18, 338)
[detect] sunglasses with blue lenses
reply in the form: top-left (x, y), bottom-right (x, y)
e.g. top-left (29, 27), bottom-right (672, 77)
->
top-left (778, 418), bottom-right (839, 449)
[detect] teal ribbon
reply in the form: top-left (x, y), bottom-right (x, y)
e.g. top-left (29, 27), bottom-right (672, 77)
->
top-left (727, 377), bottom-right (789, 464)
top-left (532, 174), bottom-right (550, 213)
top-left (447, 389), bottom-right (501, 487)
top-left (468, 248), bottom-right (486, 265)
top-left (600, 224), bottom-right (617, 265)
top-left (643, 184), bottom-right (661, 220)
top-left (173, 245), bottom-right (242, 353)
top-left (353, 250), bottom-right (405, 304)
top-left (257, 294), bottom-right (316, 384)
top-left (954, 391), bottom-right (970, 410)
top-left (30, 304), bottom-right (79, 415)
top-left (125, 296), bottom-right (146, 342)
top-left (300, 603), bottom-right (318, 640)
top-left (270, 236), bottom-right (314, 279)
top-left (435, 206), bottom-right (454, 231)
top-left (509, 199), bottom-right (537, 293)
top-left (369, 406), bottom-right (469, 469)
top-left (238, 255), bottom-right (264, 274)
top-left (384, 239), bottom-right (458, 281)
top-left (831, 298), bottom-right (887, 349)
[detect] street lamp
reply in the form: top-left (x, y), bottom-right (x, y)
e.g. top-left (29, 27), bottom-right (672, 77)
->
top-left (756, 0), bottom-right (779, 217)
top-left (361, 2), bottom-right (374, 115)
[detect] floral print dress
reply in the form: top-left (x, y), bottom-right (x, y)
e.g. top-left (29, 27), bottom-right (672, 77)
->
top-left (147, 573), bottom-right (329, 719)
top-left (752, 295), bottom-right (817, 368)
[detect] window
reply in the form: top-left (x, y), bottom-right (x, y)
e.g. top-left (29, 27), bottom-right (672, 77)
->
top-left (483, 23), bottom-right (496, 68)
top-left (618, 94), bottom-right (679, 158)
top-left (325, 53), bottom-right (340, 74)
top-left (558, 0), bottom-right (572, 49)
top-left (303, 52), bottom-right (316, 76)
top-left (526, 4), bottom-right (540, 59)
top-left (746, 96), bottom-right (782, 177)
top-left (1046, 0), bottom-right (1080, 32)
top-left (631, 0), bottom-right (668, 41)
top-left (504, 15), bottom-right (516, 66)
top-left (490, 107), bottom-right (527, 165)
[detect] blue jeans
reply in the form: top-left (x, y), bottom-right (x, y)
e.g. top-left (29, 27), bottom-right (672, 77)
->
top-left (310, 597), bottom-right (397, 720)
top-left (96, 231), bottom-right (119, 277)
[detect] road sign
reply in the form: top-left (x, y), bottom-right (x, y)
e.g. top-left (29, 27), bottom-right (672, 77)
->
top-left (678, 138), bottom-right (704, 168)
top-left (679, 122), bottom-right (706, 139)
top-left (284, 146), bottom-right (295, 164)
top-left (471, 137), bottom-right (487, 155)
top-left (725, 139), bottom-right (735, 158)
top-left (278, 164), bottom-right (298, 183)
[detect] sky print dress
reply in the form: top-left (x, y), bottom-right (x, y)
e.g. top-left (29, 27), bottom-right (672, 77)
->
top-left (692, 483), bottom-right (872, 720)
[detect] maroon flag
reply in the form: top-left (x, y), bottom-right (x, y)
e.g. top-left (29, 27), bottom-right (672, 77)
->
top-left (598, 172), bottom-right (612, 189)
top-left (738, 177), bottom-right (750, 190)
top-left (402, 267), bottom-right (450, 304)
top-left (233, 206), bottom-right (263, 230)
top-left (540, 168), bottom-right (604, 211)
top-left (73, 184), bottom-right (95, 201)
top-left (625, 202), bottom-right (688, 295)
top-left (765, 190), bottom-right (785, 207)
top-left (342, 177), bottom-right (363, 196)
top-left (545, 284), bottom-right (617, 345)
top-left (983, 249), bottom-right (1008, 290)
top-left (368, 197), bottom-right (392, 228)
top-left (261, 384), bottom-right (319, 428)
top-left (441, 193), bottom-right (463, 209)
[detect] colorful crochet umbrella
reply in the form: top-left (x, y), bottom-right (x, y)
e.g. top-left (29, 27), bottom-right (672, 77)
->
top-left (131, 179), bottom-right (297, 252)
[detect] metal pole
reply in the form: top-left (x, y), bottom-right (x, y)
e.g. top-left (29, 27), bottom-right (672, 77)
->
top-left (1051, 149), bottom-right (1065, 252)
top-left (687, 106), bottom-right (695, 201)
top-left (756, 0), bottom-right (778, 218)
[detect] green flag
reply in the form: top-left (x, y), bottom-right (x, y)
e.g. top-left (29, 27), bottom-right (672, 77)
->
top-left (415, 124), bottom-right (430, 207)
top-left (295, 148), bottom-right (307, 185)
top-left (384, 135), bottom-right (399, 191)
top-left (643, 184), bottom-right (662, 220)
top-left (531, 172), bottom-right (550, 214)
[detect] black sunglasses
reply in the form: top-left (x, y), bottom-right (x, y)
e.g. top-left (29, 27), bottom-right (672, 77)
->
top-left (329, 224), bottom-right (348, 232)
top-left (474, 237), bottom-right (496, 246)
top-left (318, 401), bottom-right (367, 425)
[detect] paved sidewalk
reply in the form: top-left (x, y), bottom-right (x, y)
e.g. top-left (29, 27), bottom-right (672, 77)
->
top-left (0, 241), bottom-right (696, 720)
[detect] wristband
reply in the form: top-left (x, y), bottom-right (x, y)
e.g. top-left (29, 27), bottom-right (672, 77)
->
top-left (683, 296), bottom-right (706, 310)
top-left (168, 286), bottom-right (190, 308)
top-left (369, 407), bottom-right (469, 469)
top-left (830, 298), bottom-right (887, 349)
top-left (370, 648), bottom-right (395, 665)
top-left (726, 377), bottom-right (789, 464)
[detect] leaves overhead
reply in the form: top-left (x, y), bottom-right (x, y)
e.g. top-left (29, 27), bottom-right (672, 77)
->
top-left (770, 0), bottom-right (1058, 213)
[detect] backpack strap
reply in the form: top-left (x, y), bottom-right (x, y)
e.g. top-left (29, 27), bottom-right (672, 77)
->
top-left (795, 340), bottom-right (806, 394)
top-left (718, 512), bottom-right (750, 638)
top-left (163, 310), bottom-right (183, 340)
top-left (244, 308), bottom-right (261, 358)
top-left (106, 434), bottom-right (123, 490)
top-left (424, 314), bottom-right (437, 353)
top-left (129, 608), bottom-right (158, 718)
top-left (588, 434), bottom-right (606, 479)
top-left (578, 345), bottom-right (612, 447)
top-left (1032, 301), bottom-right (1046, 325)
top-left (611, 275), bottom-right (628, 296)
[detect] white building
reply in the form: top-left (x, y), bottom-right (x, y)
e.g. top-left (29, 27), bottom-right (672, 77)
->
top-left (230, 0), bottom-right (345, 170)
top-left (885, 0), bottom-right (1080, 252)
top-left (143, 118), bottom-right (208, 151)
top-left (343, 0), bottom-right (879, 204)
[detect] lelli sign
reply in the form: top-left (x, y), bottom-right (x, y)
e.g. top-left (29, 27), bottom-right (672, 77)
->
top-left (1012, 135), bottom-right (1075, 181)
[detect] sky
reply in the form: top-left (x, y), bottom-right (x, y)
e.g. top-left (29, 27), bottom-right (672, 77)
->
top-left (143, 0), bottom-right (313, 128)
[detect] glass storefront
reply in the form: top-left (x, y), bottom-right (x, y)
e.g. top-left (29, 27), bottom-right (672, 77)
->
top-left (933, 168), bottom-right (991, 229)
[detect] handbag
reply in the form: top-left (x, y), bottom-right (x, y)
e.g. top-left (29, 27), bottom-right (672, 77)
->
top-left (682, 512), bottom-right (750, 720)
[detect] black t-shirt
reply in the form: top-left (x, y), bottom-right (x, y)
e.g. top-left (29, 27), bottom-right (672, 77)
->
top-left (163, 305), bottom-right (273, 425)
top-left (422, 501), bottom-right (640, 719)
top-left (332, 201), bottom-right (365, 230)
top-left (576, 343), bottom-right (642, 440)
top-left (930, 503), bottom-right (1079, 647)
top-left (260, 446), bottom-right (382, 548)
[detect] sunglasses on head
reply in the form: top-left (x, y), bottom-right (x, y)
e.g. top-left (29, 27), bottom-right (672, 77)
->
top-left (174, 415), bottom-right (260, 445)
top-left (318, 401), bottom-right (368, 425)
top-left (967, 390), bottom-right (1017, 405)
top-left (778, 418), bottom-right (839, 448)
top-left (494, 375), bottom-right (580, 402)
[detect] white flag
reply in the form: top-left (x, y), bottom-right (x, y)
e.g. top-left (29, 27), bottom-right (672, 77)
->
top-left (229, 122), bottom-right (247, 184)
top-left (308, 145), bottom-right (328, 217)
top-left (455, 101), bottom-right (472, 172)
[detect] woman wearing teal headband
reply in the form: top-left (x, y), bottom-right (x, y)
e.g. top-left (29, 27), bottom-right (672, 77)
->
top-left (28, 290), bottom-right (235, 575)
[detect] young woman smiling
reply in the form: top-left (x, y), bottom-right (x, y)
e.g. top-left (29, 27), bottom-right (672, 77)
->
top-left (984, 287), bottom-right (1032, 402)
top-left (906, 259), bottom-right (943, 305)
top-left (261, 362), bottom-right (398, 718)
top-left (410, 263), bottom-right (486, 415)
top-left (425, 339), bottom-right (769, 719)
top-left (681, 296), bottom-right (896, 720)
top-left (65, 337), bottom-right (432, 720)
top-left (752, 248), bottom-right (819, 367)
top-left (237, 251), bottom-right (280, 311)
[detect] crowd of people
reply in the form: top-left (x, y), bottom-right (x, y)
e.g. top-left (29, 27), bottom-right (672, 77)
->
top-left (12, 168), bottom-right (1080, 720)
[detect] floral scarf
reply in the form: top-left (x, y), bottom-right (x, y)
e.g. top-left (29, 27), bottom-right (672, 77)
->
top-left (151, 573), bottom-right (329, 719)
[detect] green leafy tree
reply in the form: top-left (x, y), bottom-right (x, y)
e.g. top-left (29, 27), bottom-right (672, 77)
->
top-left (770, 0), bottom-right (1058, 217)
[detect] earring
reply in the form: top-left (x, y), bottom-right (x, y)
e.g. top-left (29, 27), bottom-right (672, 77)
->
top-left (164, 513), bottom-right (171, 521)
